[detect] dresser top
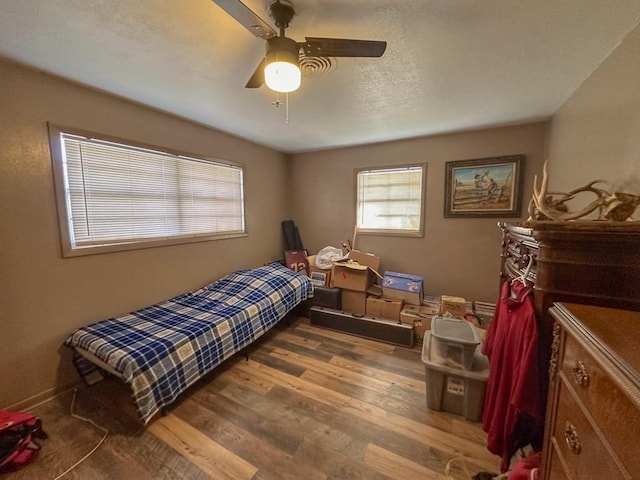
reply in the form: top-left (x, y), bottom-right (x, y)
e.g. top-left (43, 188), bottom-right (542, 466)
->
top-left (524, 221), bottom-right (640, 234)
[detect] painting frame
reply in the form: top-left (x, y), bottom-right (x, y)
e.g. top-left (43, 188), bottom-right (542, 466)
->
top-left (444, 155), bottom-right (525, 218)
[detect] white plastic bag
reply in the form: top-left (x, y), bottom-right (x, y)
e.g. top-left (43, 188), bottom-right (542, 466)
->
top-left (315, 246), bottom-right (344, 270)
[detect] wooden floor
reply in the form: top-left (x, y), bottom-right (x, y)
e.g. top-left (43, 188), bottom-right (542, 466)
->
top-left (7, 317), bottom-right (499, 480)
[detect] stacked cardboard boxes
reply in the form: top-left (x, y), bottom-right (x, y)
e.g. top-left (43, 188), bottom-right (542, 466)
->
top-left (381, 271), bottom-right (424, 306)
top-left (332, 253), bottom-right (429, 327)
top-left (306, 249), bottom-right (438, 340)
top-left (303, 252), bottom-right (493, 350)
top-left (331, 250), bottom-right (382, 315)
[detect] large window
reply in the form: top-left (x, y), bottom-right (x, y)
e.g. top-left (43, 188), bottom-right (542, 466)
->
top-left (355, 164), bottom-right (426, 236)
top-left (49, 125), bottom-right (245, 257)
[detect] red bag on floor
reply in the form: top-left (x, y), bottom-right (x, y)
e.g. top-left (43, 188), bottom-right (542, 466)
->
top-left (0, 409), bottom-right (47, 473)
top-left (508, 452), bottom-right (541, 480)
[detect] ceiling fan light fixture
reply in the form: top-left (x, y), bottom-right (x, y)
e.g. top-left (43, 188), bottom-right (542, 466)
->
top-left (265, 60), bottom-right (300, 93)
top-left (264, 37), bottom-right (301, 93)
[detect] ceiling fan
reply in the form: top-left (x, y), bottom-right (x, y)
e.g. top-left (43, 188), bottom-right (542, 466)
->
top-left (212, 0), bottom-right (387, 93)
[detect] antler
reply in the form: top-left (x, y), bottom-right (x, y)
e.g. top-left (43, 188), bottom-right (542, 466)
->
top-left (528, 160), bottom-right (620, 221)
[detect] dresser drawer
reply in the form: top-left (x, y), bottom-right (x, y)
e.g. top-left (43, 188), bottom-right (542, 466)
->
top-left (552, 377), bottom-right (627, 479)
top-left (546, 445), bottom-right (570, 480)
top-left (561, 331), bottom-right (640, 473)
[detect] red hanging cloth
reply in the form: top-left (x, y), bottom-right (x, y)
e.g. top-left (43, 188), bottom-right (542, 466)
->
top-left (482, 280), bottom-right (544, 473)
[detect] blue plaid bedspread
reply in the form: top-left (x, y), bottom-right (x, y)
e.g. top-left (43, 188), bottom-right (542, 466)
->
top-left (65, 263), bottom-right (313, 423)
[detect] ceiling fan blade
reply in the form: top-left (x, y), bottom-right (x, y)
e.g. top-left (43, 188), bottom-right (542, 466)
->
top-left (245, 58), bottom-right (265, 88)
top-left (211, 0), bottom-right (276, 39)
top-left (300, 37), bottom-right (387, 57)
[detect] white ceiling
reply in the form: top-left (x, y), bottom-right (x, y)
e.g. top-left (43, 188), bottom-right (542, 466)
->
top-left (1, 1), bottom-right (640, 153)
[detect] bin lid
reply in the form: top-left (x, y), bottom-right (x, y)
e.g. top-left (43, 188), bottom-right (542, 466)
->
top-left (431, 316), bottom-right (480, 346)
top-left (421, 332), bottom-right (489, 378)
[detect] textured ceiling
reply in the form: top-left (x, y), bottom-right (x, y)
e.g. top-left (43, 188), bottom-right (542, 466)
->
top-left (1, 0), bottom-right (640, 153)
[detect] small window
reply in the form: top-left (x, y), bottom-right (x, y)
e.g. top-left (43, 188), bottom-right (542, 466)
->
top-left (49, 125), bottom-right (246, 257)
top-left (355, 164), bottom-right (426, 236)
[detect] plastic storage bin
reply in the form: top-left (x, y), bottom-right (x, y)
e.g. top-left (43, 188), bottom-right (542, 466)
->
top-left (430, 316), bottom-right (480, 370)
top-left (422, 331), bottom-right (489, 422)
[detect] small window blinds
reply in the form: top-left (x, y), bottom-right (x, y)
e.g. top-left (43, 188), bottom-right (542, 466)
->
top-left (356, 165), bottom-right (425, 234)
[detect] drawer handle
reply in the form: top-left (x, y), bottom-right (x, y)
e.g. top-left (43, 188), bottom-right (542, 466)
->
top-left (572, 361), bottom-right (589, 387)
top-left (564, 421), bottom-right (581, 455)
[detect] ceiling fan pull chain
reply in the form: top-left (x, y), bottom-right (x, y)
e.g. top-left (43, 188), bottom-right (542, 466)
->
top-left (271, 92), bottom-right (291, 124)
top-left (272, 92), bottom-right (281, 108)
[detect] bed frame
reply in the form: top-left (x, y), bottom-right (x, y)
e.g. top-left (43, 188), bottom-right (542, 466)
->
top-left (65, 263), bottom-right (313, 423)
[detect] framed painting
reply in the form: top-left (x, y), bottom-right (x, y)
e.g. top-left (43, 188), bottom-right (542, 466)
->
top-left (444, 155), bottom-right (524, 217)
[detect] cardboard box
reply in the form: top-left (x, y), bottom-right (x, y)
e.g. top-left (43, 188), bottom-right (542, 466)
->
top-left (400, 306), bottom-right (434, 342)
top-left (381, 271), bottom-right (424, 305)
top-left (341, 289), bottom-right (368, 315)
top-left (347, 250), bottom-right (381, 271)
top-left (305, 255), bottom-right (332, 286)
top-left (413, 318), bottom-right (431, 342)
top-left (332, 262), bottom-right (371, 291)
top-left (366, 296), bottom-right (403, 321)
top-left (400, 306), bottom-right (434, 326)
top-left (332, 258), bottom-right (383, 292)
top-left (307, 254), bottom-right (317, 268)
top-left (310, 266), bottom-right (332, 286)
top-left (440, 295), bottom-right (467, 319)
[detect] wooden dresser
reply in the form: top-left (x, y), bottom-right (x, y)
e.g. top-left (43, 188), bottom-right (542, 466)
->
top-left (543, 303), bottom-right (640, 479)
top-left (499, 221), bottom-right (640, 345)
top-left (498, 221), bottom-right (640, 464)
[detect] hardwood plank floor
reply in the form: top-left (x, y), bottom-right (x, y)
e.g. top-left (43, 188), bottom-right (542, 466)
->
top-left (5, 317), bottom-right (499, 479)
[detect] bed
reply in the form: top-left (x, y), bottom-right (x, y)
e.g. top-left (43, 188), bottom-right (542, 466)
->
top-left (65, 262), bottom-right (313, 423)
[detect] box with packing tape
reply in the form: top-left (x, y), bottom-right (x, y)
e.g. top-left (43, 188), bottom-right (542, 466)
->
top-left (400, 305), bottom-right (437, 341)
top-left (341, 289), bottom-right (368, 315)
top-left (366, 296), bottom-right (404, 321)
top-left (346, 250), bottom-right (380, 271)
top-left (331, 250), bottom-right (382, 292)
top-left (440, 295), bottom-right (467, 319)
top-left (332, 262), bottom-right (379, 291)
top-left (381, 271), bottom-right (424, 306)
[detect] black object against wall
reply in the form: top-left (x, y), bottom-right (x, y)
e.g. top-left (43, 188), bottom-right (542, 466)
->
top-left (282, 220), bottom-right (305, 252)
top-left (309, 306), bottom-right (415, 348)
top-left (282, 220), bottom-right (297, 250)
top-left (311, 286), bottom-right (342, 310)
top-left (294, 226), bottom-right (304, 250)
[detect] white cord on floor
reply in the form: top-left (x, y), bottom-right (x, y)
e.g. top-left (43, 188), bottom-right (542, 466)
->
top-left (444, 456), bottom-right (510, 480)
top-left (445, 456), bottom-right (473, 479)
top-left (52, 388), bottom-right (109, 480)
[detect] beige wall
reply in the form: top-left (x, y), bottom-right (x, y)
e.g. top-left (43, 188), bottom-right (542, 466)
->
top-left (546, 23), bottom-right (640, 193)
top-left (289, 123), bottom-right (548, 303)
top-left (0, 59), bottom-right (290, 408)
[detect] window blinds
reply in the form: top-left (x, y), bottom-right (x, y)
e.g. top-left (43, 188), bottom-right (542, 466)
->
top-left (60, 133), bottom-right (245, 248)
top-left (356, 166), bottom-right (424, 232)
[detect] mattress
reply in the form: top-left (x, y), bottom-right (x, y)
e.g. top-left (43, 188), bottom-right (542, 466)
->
top-left (65, 262), bottom-right (313, 423)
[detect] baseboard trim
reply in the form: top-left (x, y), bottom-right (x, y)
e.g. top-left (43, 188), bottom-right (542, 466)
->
top-left (4, 382), bottom-right (78, 412)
